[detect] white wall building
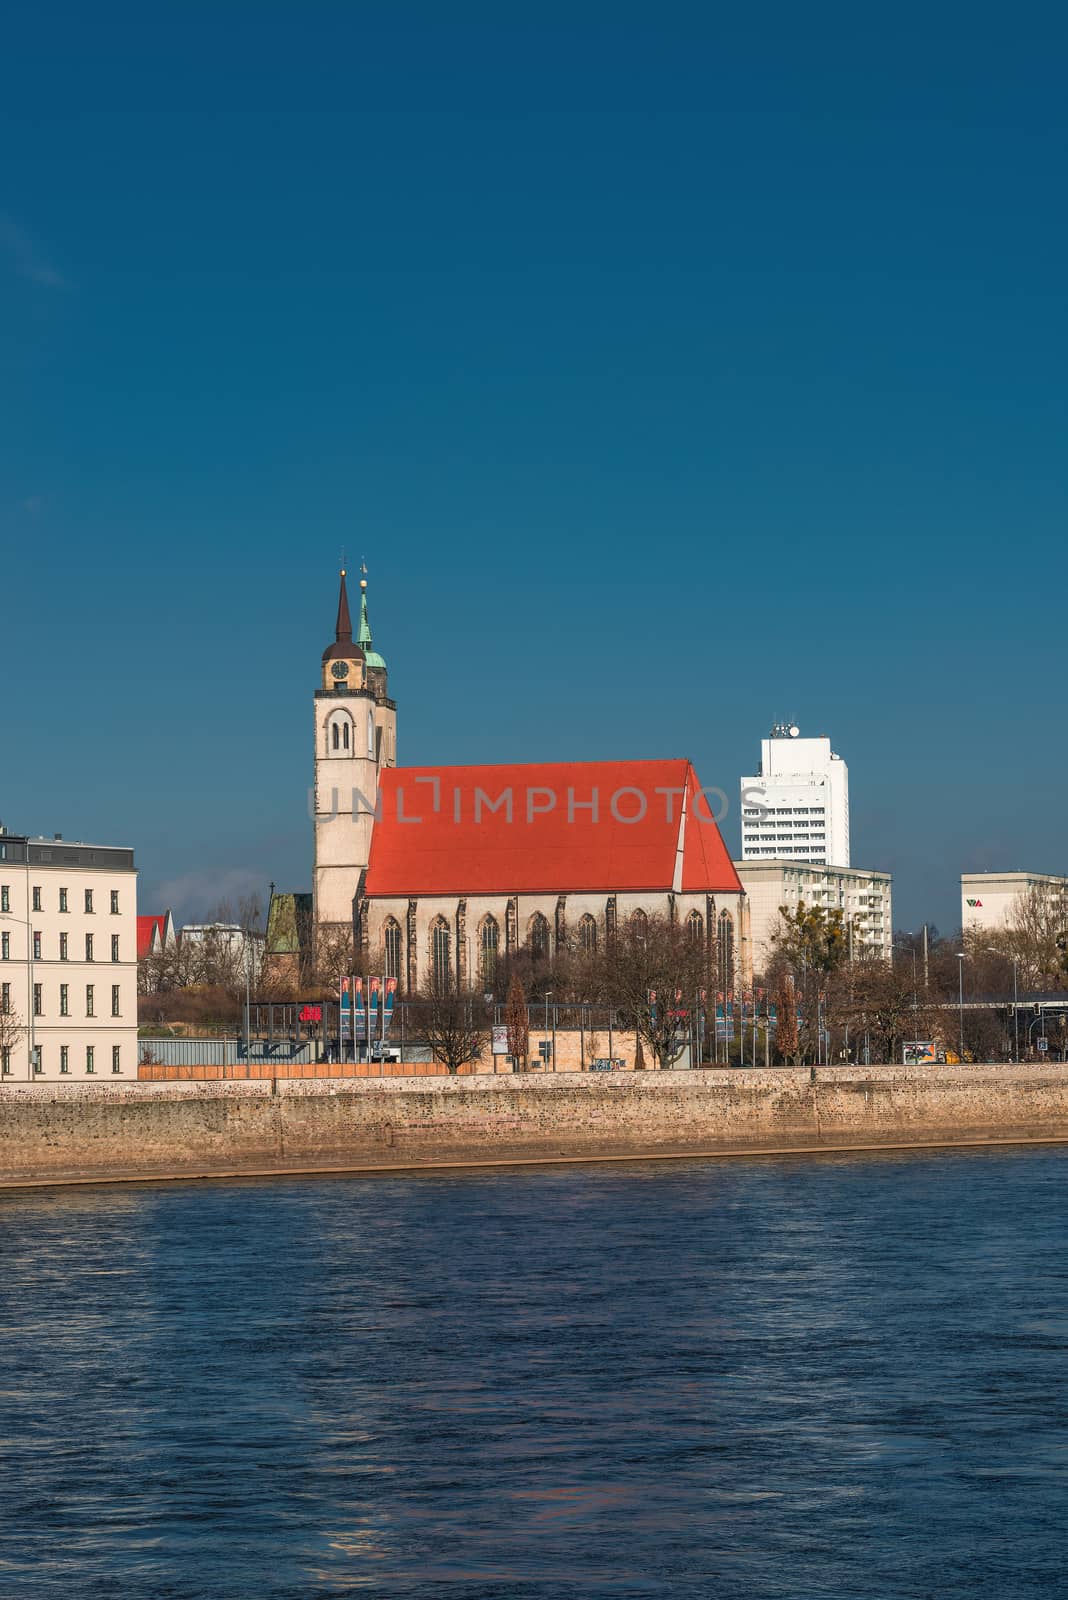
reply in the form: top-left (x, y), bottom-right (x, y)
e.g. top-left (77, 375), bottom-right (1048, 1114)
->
top-left (0, 829), bottom-right (138, 1083)
top-left (961, 871), bottom-right (1068, 934)
top-left (737, 858), bottom-right (891, 972)
top-left (740, 723), bottom-right (850, 867)
top-left (178, 923), bottom-right (264, 981)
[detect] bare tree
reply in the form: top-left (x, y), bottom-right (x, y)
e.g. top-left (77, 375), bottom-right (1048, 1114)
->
top-left (0, 998), bottom-right (25, 1073)
top-left (595, 913), bottom-right (709, 1070)
top-left (506, 973), bottom-right (529, 1069)
top-left (773, 976), bottom-right (800, 1065)
top-left (313, 924), bottom-right (356, 995)
top-left (414, 985), bottom-right (490, 1075)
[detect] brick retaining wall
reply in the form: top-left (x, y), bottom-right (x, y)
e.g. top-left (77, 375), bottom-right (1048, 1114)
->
top-left (3, 1066), bottom-right (1068, 1184)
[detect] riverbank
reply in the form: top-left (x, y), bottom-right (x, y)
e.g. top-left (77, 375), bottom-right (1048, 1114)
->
top-left (4, 1064), bottom-right (1068, 1187)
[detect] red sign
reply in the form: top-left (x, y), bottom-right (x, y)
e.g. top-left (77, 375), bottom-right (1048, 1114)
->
top-left (299, 1004), bottom-right (322, 1023)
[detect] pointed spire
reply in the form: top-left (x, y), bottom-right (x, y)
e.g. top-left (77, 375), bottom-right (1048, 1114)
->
top-left (357, 561), bottom-right (373, 648)
top-left (335, 568), bottom-right (353, 643)
top-left (357, 562), bottom-right (387, 671)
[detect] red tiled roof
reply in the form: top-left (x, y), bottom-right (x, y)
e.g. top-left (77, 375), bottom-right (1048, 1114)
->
top-left (364, 760), bottom-right (742, 898)
top-left (137, 915), bottom-right (166, 959)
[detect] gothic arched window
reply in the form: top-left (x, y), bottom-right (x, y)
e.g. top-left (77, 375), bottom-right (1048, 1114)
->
top-left (631, 908), bottom-right (648, 941)
top-left (718, 910), bottom-right (735, 992)
top-left (432, 920), bottom-right (452, 993)
top-left (331, 722), bottom-right (340, 751)
top-left (688, 910), bottom-right (704, 945)
top-left (480, 917), bottom-right (499, 989)
top-left (528, 913), bottom-right (549, 961)
top-left (367, 713), bottom-right (376, 759)
top-left (342, 720), bottom-right (350, 750)
top-left (383, 920), bottom-right (402, 982)
top-left (579, 914), bottom-right (598, 954)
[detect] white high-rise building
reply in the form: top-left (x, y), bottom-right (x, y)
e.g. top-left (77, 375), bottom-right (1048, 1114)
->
top-left (740, 723), bottom-right (850, 867)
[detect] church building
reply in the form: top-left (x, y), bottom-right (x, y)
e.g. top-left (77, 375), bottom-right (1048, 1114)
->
top-left (311, 569), bottom-right (749, 992)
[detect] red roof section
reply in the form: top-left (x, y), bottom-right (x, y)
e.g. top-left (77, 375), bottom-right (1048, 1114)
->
top-left (364, 760), bottom-right (742, 898)
top-left (137, 915), bottom-right (166, 959)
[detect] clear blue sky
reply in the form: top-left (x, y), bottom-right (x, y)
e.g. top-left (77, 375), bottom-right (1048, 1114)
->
top-left (2, 3), bottom-right (1065, 934)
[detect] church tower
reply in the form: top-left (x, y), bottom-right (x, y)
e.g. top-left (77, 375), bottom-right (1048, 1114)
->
top-left (313, 567), bottom-right (396, 933)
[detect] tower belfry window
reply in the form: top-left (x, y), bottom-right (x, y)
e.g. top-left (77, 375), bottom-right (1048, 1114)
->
top-left (332, 723), bottom-right (339, 751)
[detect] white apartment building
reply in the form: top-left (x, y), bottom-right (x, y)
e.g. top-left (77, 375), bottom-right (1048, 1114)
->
top-left (961, 871), bottom-right (1068, 934)
top-left (0, 829), bottom-right (138, 1083)
top-left (736, 858), bottom-right (892, 972)
top-left (740, 724), bottom-right (850, 867)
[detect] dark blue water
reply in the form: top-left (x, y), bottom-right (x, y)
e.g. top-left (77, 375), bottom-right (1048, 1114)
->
top-left (1, 1150), bottom-right (1066, 1598)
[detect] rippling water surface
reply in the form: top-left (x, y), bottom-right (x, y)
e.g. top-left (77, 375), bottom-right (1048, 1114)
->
top-left (1, 1149), bottom-right (1066, 1597)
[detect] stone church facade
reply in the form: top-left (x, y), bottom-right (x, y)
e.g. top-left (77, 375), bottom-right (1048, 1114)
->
top-left (312, 571), bottom-right (750, 994)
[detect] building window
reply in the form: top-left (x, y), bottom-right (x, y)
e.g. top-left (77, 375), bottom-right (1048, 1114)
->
top-left (85, 933), bottom-right (94, 962)
top-left (86, 1045), bottom-right (95, 1074)
top-left (60, 1046), bottom-right (70, 1075)
top-left (717, 911), bottom-right (735, 994)
top-left (2, 932), bottom-right (9, 961)
top-left (1, 982), bottom-right (9, 1012)
top-left (111, 890), bottom-right (119, 914)
top-left (32, 932), bottom-right (42, 960)
top-left (383, 920), bottom-right (402, 981)
top-left (112, 1045), bottom-right (121, 1075)
top-left (85, 889), bottom-right (94, 913)
top-left (0, 885), bottom-right (7, 913)
top-left (59, 887), bottom-right (68, 912)
top-left (111, 934), bottom-right (120, 962)
top-left (111, 985), bottom-right (121, 1017)
top-left (33, 984), bottom-right (43, 1016)
top-left (86, 984), bottom-right (94, 1017)
top-left (579, 914), bottom-right (597, 955)
top-left (1, 1049), bottom-right (9, 1076)
top-left (32, 1048), bottom-right (42, 1075)
top-left (528, 913), bottom-right (550, 961)
top-left (631, 908), bottom-right (648, 942)
top-left (332, 722), bottom-right (339, 750)
top-left (60, 984), bottom-right (69, 1017)
top-left (688, 910), bottom-right (704, 945)
top-left (431, 920), bottom-right (451, 993)
top-left (60, 932), bottom-right (69, 961)
top-left (480, 917), bottom-right (500, 988)
top-left (32, 886), bottom-right (42, 911)
top-left (367, 713), bottom-right (375, 759)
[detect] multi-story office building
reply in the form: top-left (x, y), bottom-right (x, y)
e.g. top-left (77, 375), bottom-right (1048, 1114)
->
top-left (736, 858), bottom-right (891, 972)
top-left (0, 829), bottom-right (138, 1083)
top-left (740, 724), bottom-right (850, 867)
top-left (961, 871), bottom-right (1068, 934)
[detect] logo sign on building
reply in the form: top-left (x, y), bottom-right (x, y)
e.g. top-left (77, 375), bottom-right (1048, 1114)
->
top-left (903, 1040), bottom-right (938, 1066)
top-left (491, 1025), bottom-right (510, 1056)
top-left (966, 898), bottom-right (983, 908)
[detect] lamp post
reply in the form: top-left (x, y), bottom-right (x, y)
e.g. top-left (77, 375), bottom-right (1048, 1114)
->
top-left (544, 990), bottom-right (554, 1071)
top-left (893, 940), bottom-right (919, 1022)
top-left (957, 952), bottom-right (965, 1063)
top-left (0, 910), bottom-right (36, 1080)
top-left (982, 947), bottom-right (1019, 1063)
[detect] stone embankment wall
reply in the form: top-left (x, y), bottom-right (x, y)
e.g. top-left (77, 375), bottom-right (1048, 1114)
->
top-left (3, 1066), bottom-right (1068, 1184)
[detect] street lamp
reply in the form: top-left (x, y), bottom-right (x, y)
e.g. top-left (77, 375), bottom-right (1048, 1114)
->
top-left (544, 990), bottom-right (554, 1071)
top-left (893, 940), bottom-right (919, 1018)
top-left (957, 952), bottom-right (965, 1063)
top-left (982, 946), bottom-right (1019, 1064)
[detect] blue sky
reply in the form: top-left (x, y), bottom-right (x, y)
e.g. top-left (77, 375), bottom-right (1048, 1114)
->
top-left (1, 2), bottom-right (1065, 933)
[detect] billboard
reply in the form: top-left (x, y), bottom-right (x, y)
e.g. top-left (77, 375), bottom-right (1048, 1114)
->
top-left (903, 1040), bottom-right (938, 1066)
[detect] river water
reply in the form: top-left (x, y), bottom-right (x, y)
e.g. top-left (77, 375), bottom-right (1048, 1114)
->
top-left (0, 1149), bottom-right (1065, 1598)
